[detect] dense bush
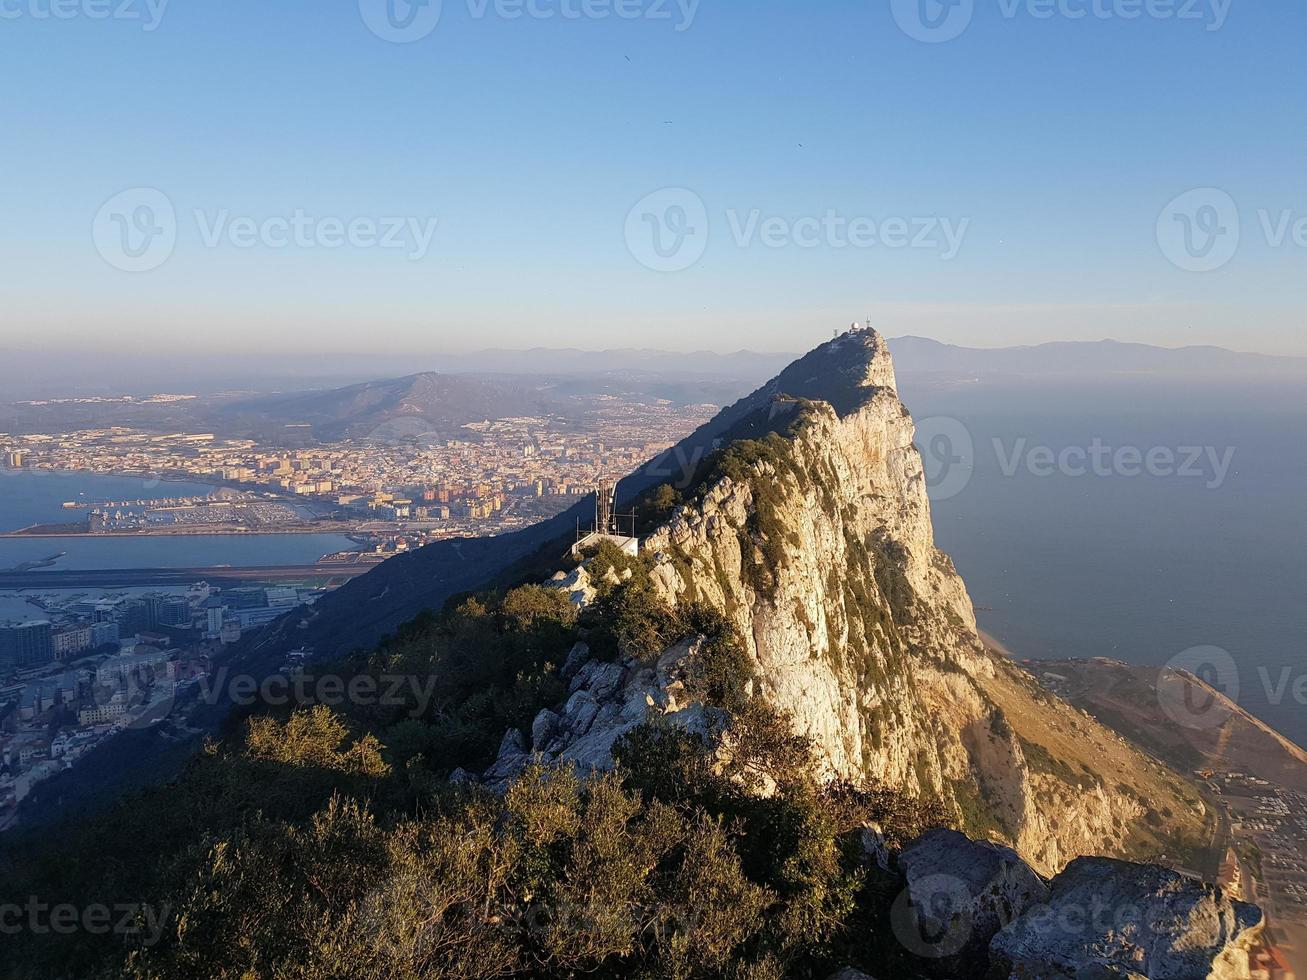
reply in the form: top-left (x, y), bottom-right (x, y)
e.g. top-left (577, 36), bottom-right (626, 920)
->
top-left (0, 560), bottom-right (948, 980)
top-left (115, 763), bottom-right (776, 980)
top-left (328, 584), bottom-right (577, 773)
top-left (2, 699), bottom-right (943, 980)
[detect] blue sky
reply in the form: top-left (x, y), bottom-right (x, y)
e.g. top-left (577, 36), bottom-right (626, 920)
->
top-left (1, 0), bottom-right (1303, 355)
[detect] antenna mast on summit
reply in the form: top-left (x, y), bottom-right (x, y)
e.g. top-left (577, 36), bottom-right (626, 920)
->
top-left (595, 479), bottom-right (616, 535)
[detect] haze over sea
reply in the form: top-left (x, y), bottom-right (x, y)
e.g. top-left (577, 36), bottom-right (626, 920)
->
top-left (903, 377), bottom-right (1307, 750)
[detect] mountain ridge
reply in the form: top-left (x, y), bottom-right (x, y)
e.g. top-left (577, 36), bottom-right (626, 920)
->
top-left (266, 332), bottom-right (925, 658)
top-left (5, 335), bottom-right (1304, 403)
top-left (216, 371), bottom-right (567, 441)
top-left (474, 328), bottom-right (1213, 878)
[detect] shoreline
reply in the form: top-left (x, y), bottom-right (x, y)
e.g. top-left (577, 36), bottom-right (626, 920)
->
top-left (0, 468), bottom-right (488, 542)
top-left (0, 469), bottom-right (360, 541)
top-left (0, 525), bottom-right (362, 539)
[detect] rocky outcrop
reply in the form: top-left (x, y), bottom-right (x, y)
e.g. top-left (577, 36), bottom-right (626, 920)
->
top-left (832, 830), bottom-right (1258, 980)
top-left (989, 857), bottom-right (1264, 979)
top-left (469, 327), bottom-right (1260, 977)
top-left (548, 565), bottom-right (598, 609)
top-left (895, 829), bottom-right (1050, 960)
top-left (484, 637), bottom-right (725, 788)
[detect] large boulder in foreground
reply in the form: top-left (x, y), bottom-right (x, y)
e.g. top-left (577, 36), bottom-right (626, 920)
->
top-left (893, 828), bottom-right (1050, 961)
top-left (989, 857), bottom-right (1263, 979)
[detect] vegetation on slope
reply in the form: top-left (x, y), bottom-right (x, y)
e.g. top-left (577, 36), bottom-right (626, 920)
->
top-left (978, 661), bottom-right (1215, 870)
top-left (0, 567), bottom-right (948, 980)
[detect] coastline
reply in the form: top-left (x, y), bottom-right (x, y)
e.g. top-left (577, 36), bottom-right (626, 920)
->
top-left (982, 620), bottom-right (1307, 970)
top-left (0, 469), bottom-right (224, 533)
top-left (0, 525), bottom-right (363, 539)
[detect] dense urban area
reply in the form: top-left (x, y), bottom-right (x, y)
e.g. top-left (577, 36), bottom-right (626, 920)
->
top-left (0, 582), bottom-right (321, 827)
top-left (0, 396), bottom-right (717, 554)
top-left (0, 395), bottom-right (718, 823)
top-left (1206, 771), bottom-right (1307, 976)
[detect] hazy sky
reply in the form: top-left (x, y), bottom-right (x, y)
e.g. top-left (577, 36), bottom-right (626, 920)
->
top-left (2, 0), bottom-right (1304, 356)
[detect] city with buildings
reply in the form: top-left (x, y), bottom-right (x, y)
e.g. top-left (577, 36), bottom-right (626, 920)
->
top-left (0, 580), bottom-right (328, 827)
top-left (1203, 768), bottom-right (1307, 978)
top-left (0, 394), bottom-right (722, 821)
top-left (0, 397), bottom-right (719, 558)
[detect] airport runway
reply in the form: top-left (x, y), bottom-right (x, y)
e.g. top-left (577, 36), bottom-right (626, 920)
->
top-left (0, 564), bottom-right (377, 589)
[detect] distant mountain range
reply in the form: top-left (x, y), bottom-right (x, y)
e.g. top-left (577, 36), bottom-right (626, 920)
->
top-left (0, 370), bottom-right (751, 441)
top-left (217, 372), bottom-right (567, 442)
top-left (415, 347), bottom-right (795, 379)
top-left (426, 338), bottom-right (1307, 381)
top-left (3, 337), bottom-right (1303, 404)
top-left (887, 336), bottom-right (1307, 379)
top-left (4, 338), bottom-right (1305, 433)
top-left (0, 348), bottom-right (794, 402)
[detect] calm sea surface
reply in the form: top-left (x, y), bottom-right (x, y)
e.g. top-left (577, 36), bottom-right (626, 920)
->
top-left (901, 377), bottom-right (1307, 749)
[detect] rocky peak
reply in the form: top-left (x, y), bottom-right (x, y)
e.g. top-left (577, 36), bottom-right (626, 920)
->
top-left (748, 326), bottom-right (899, 416)
top-left (488, 329), bottom-right (1214, 887)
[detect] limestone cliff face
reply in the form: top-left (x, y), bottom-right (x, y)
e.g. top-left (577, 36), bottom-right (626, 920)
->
top-left (516, 329), bottom-right (1208, 878)
top-left (643, 330), bottom-right (978, 785)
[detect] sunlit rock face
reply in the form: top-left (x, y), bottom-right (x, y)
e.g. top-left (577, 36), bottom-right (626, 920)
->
top-left (519, 328), bottom-right (1205, 879)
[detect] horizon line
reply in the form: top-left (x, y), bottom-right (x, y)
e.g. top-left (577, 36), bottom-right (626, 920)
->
top-left (2, 335), bottom-right (1304, 362)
